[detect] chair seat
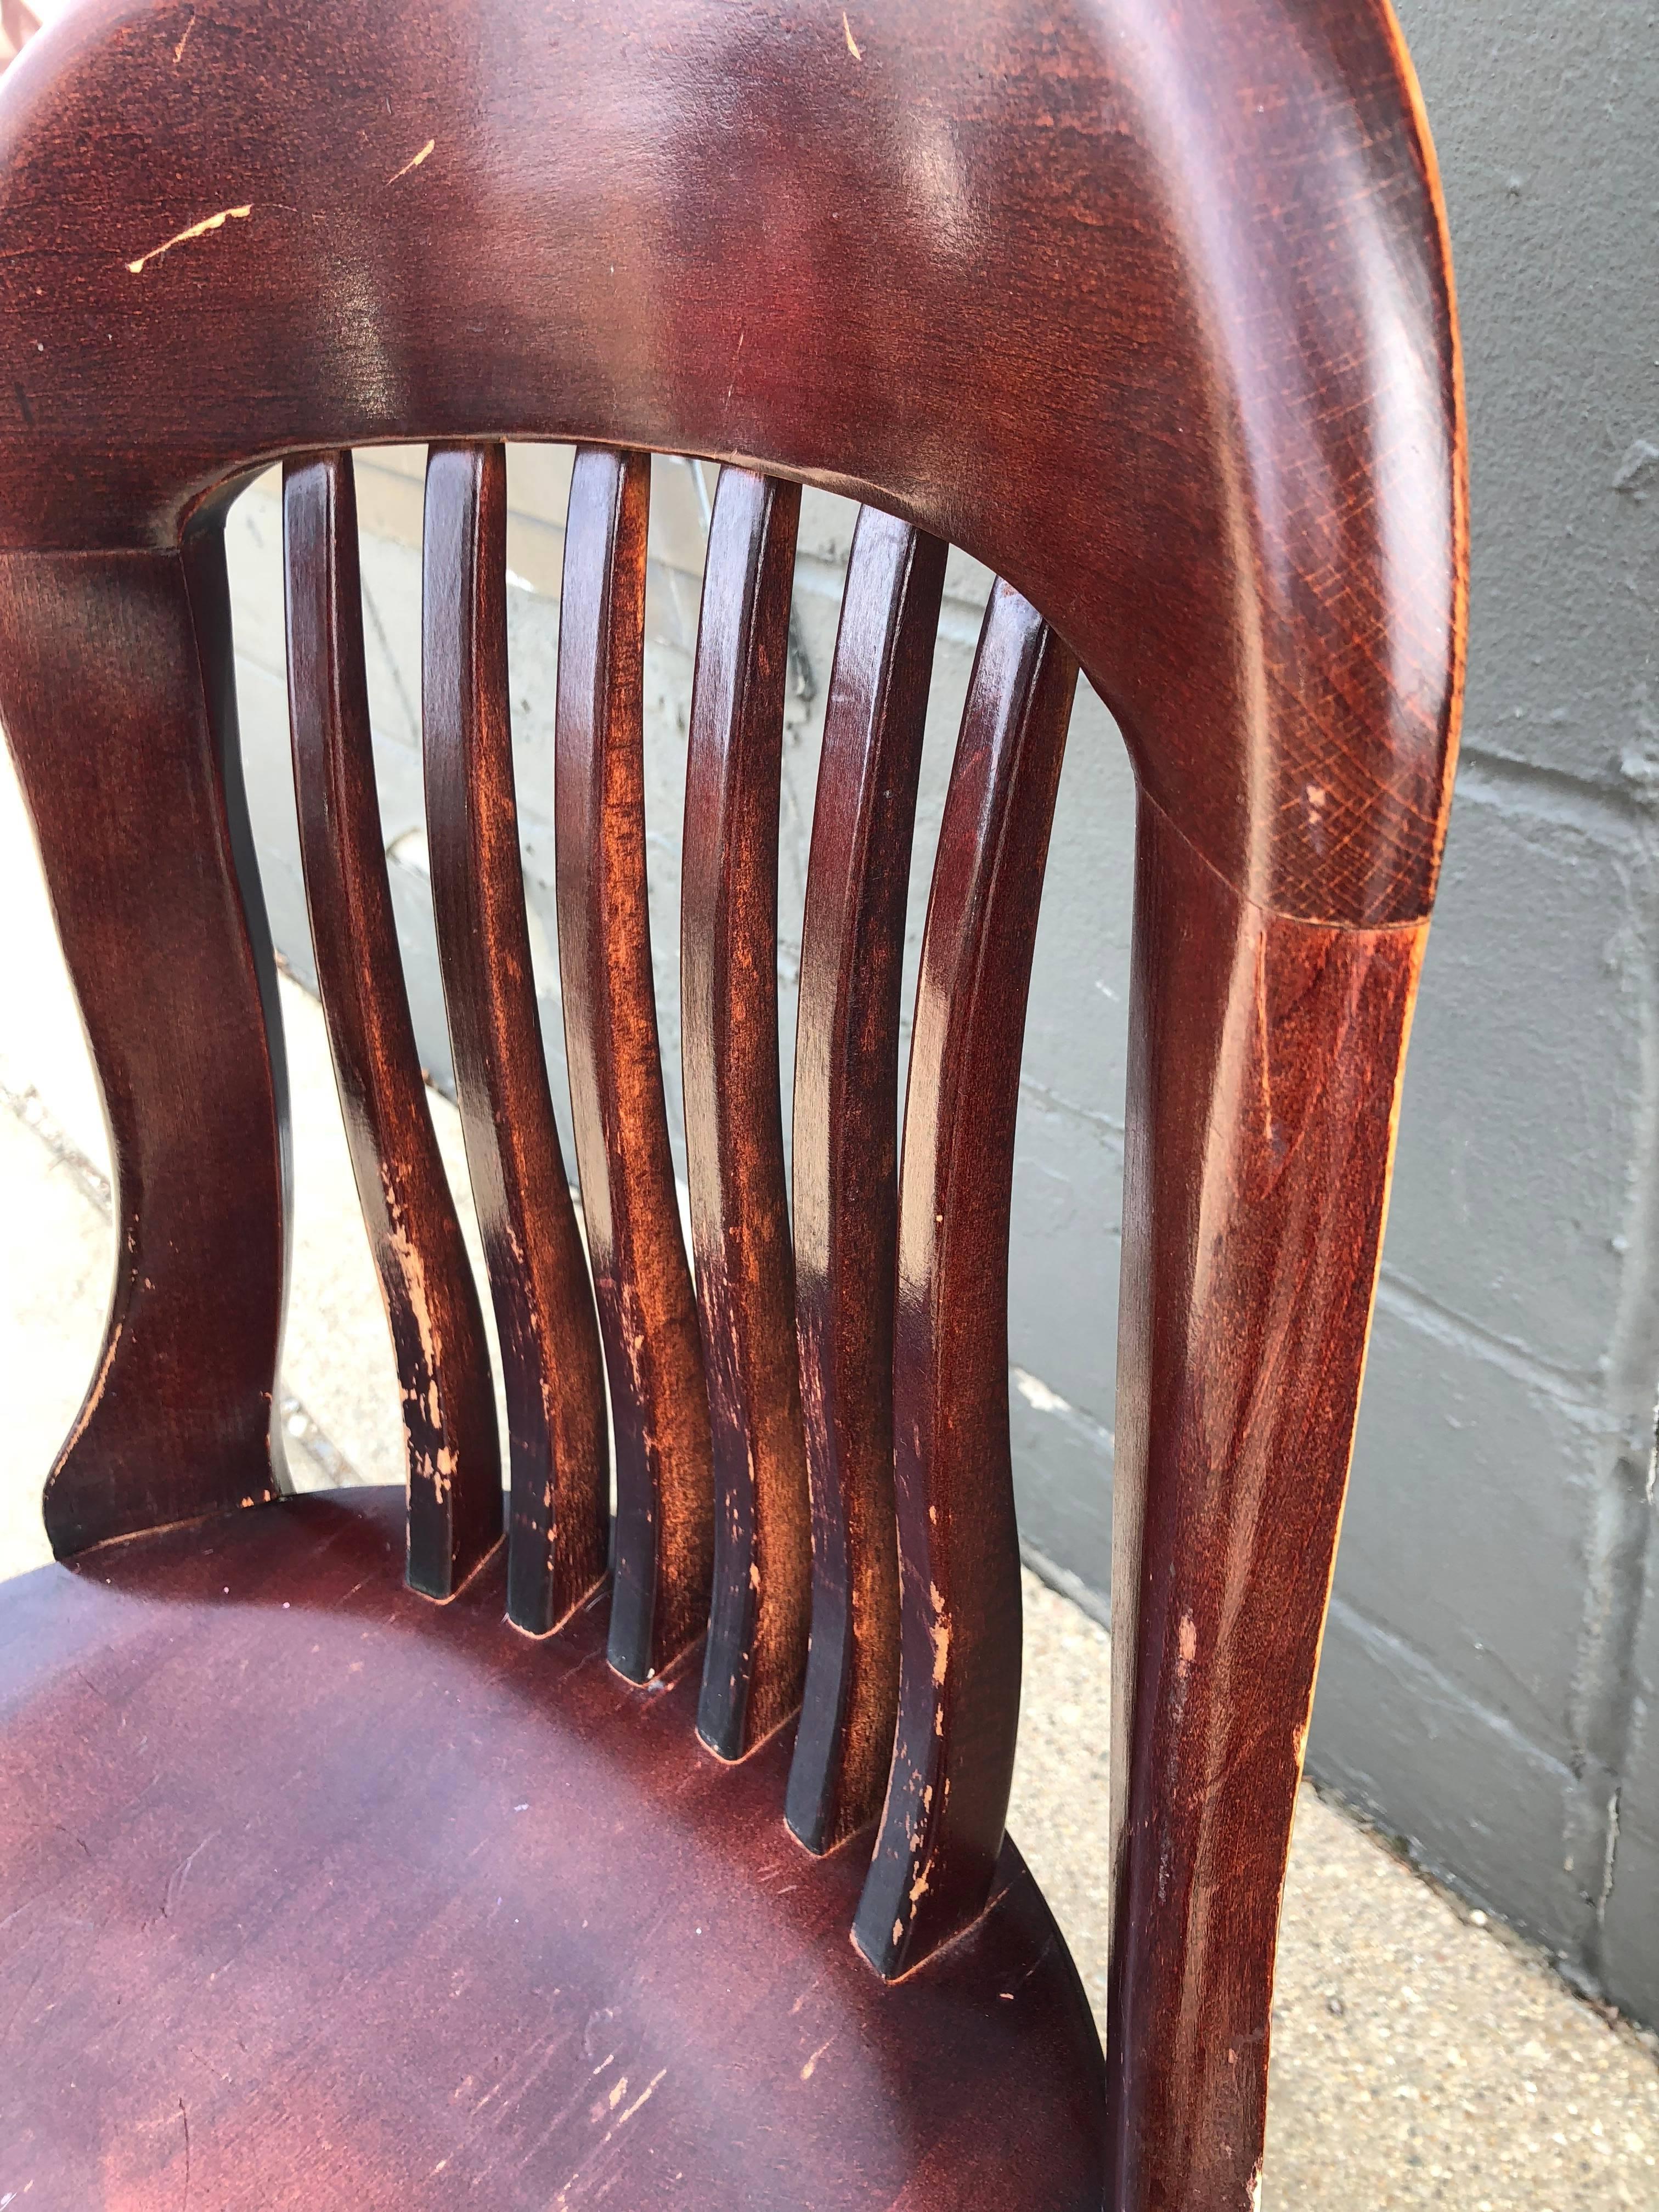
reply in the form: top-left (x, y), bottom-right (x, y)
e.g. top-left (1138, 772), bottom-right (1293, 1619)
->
top-left (0, 1489), bottom-right (1103, 2210)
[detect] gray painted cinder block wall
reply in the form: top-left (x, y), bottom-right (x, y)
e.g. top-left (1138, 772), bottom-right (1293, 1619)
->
top-left (1308, 0), bottom-right (1659, 2014)
top-left (223, 0), bottom-right (1659, 2026)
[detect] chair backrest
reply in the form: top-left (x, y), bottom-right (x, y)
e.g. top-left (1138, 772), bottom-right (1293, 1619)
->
top-left (0, 2), bottom-right (1463, 2203)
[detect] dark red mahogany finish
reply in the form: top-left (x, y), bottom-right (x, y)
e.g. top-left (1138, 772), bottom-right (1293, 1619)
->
top-left (856, 587), bottom-right (1079, 1980)
top-left (0, 1491), bottom-right (1103, 2209)
top-left (787, 511), bottom-right (945, 1857)
top-left (422, 440), bottom-right (610, 1636)
top-left (0, 1), bottom-right (1464, 2207)
top-left (284, 451), bottom-right (504, 1601)
top-left (682, 467), bottom-right (813, 1762)
top-left (555, 446), bottom-right (716, 1685)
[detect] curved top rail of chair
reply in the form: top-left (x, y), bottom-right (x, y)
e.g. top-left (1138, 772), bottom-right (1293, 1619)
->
top-left (0, 0), bottom-right (1463, 927)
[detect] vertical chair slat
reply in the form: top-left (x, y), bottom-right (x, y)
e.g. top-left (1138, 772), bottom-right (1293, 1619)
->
top-left (854, 582), bottom-right (1077, 1977)
top-left (422, 442), bottom-right (609, 1635)
top-left (284, 452), bottom-right (502, 1601)
top-left (786, 511), bottom-right (946, 1854)
top-left (556, 446), bottom-right (714, 1682)
top-left (682, 466), bottom-right (811, 1760)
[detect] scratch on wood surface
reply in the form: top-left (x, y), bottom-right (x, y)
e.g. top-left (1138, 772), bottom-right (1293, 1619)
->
top-left (997, 1932), bottom-right (1056, 2002)
top-left (842, 10), bottom-right (861, 58)
top-left (388, 138), bottom-right (436, 184)
top-left (590, 2073), bottom-right (629, 2120)
top-left (724, 324), bottom-right (746, 410)
top-left (126, 205), bottom-right (251, 275)
top-left (551, 2068), bottom-right (669, 2207)
top-left (163, 1830), bottom-right (218, 1918)
top-left (172, 10), bottom-right (194, 63)
top-left (613, 2069), bottom-right (667, 2129)
top-left (800, 2035), bottom-right (835, 2081)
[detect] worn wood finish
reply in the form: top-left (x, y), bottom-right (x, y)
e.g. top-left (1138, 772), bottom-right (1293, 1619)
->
top-left (0, 541), bottom-right (290, 1554)
top-left (0, 1), bottom-right (1466, 2203)
top-left (787, 510), bottom-right (946, 1857)
top-left (284, 452), bottom-right (502, 1601)
top-left (855, 585), bottom-right (1079, 1979)
top-left (555, 444), bottom-right (714, 1683)
top-left (681, 466), bottom-right (812, 1761)
top-left (0, 1490), bottom-right (1105, 2210)
top-left (1105, 794), bottom-right (1425, 2208)
top-left (423, 441), bottom-right (608, 1636)
top-left (0, 0), bottom-right (1461, 931)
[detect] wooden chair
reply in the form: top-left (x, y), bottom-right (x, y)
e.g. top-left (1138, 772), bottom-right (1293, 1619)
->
top-left (0, 0), bottom-right (1463, 2203)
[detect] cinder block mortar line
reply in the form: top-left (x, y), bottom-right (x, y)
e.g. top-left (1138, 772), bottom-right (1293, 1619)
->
top-left (1321, 1587), bottom-right (1641, 1993)
top-left (1595, 845), bottom-right (1659, 1421)
top-left (358, 567), bottom-right (421, 748)
top-left (234, 495), bottom-right (999, 678)
top-left (1019, 1536), bottom-right (1111, 1631)
top-left (1321, 1594), bottom-right (1583, 1808)
top-left (222, 493), bottom-right (1659, 866)
top-left (788, 543), bottom-right (993, 641)
top-left (222, 667), bottom-right (1659, 865)
top-left (1012, 1372), bottom-right (1116, 1479)
top-left (1373, 1270), bottom-right (1650, 1417)
top-left (1455, 741), bottom-right (1659, 850)
top-left (1565, 770), bottom-right (1659, 1985)
top-left (1376, 1222), bottom-right (1654, 1937)
top-left (1568, 1438), bottom-right (1654, 1987)
top-left (1017, 1070), bottom-right (1126, 1143)
top-left (0, 1079), bottom-right (110, 1214)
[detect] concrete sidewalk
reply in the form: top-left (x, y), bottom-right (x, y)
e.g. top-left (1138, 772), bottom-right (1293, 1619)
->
top-left (3, 752), bottom-right (1657, 2206)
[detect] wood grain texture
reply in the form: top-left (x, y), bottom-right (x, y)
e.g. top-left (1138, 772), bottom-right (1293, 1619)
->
top-left (423, 441), bottom-right (608, 1637)
top-left (681, 465), bottom-right (812, 1761)
top-left (555, 444), bottom-right (714, 1683)
top-left (0, 1490), bottom-right (1106, 2211)
top-left (787, 510), bottom-right (945, 1857)
top-left (855, 584), bottom-right (1078, 1979)
top-left (0, 0), bottom-right (1463, 928)
top-left (0, 2), bottom-right (1466, 2201)
top-left (284, 452), bottom-right (502, 1601)
top-left (1106, 793), bottom-right (1426, 2211)
top-left (0, 541), bottom-right (289, 1554)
